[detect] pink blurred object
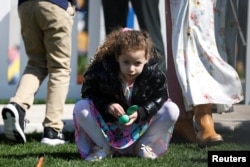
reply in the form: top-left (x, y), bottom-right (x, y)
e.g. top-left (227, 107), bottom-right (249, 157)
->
top-left (122, 27), bottom-right (133, 32)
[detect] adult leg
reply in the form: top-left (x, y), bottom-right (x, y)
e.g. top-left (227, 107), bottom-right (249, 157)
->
top-left (193, 104), bottom-right (223, 148)
top-left (11, 1), bottom-right (48, 110)
top-left (102, 0), bottom-right (129, 35)
top-left (2, 0), bottom-right (48, 143)
top-left (165, 0), bottom-right (196, 142)
top-left (39, 2), bottom-right (74, 132)
top-left (131, 0), bottom-right (166, 70)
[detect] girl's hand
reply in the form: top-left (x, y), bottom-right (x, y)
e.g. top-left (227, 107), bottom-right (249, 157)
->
top-left (125, 111), bottom-right (138, 125)
top-left (108, 103), bottom-right (125, 118)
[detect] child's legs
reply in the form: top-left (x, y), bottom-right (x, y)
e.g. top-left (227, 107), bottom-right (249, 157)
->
top-left (73, 99), bottom-right (110, 153)
top-left (137, 101), bottom-right (180, 146)
top-left (73, 121), bottom-right (93, 158)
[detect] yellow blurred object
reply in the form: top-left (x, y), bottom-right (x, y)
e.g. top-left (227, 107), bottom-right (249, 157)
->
top-left (77, 0), bottom-right (84, 9)
top-left (78, 31), bottom-right (88, 53)
top-left (36, 156), bottom-right (45, 167)
top-left (8, 57), bottom-right (20, 82)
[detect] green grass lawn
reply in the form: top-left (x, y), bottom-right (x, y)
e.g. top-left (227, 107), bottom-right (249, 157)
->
top-left (0, 127), bottom-right (249, 167)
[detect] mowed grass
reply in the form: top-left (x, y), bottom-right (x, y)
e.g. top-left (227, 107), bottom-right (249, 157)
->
top-left (0, 126), bottom-right (249, 167)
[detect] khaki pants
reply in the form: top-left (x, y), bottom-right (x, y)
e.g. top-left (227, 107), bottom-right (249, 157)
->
top-left (10, 0), bottom-right (75, 131)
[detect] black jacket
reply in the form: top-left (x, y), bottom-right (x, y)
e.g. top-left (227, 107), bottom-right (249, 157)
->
top-left (81, 55), bottom-right (169, 123)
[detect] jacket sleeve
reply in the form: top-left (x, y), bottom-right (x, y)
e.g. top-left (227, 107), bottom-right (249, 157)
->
top-left (136, 69), bottom-right (169, 122)
top-left (81, 63), bottom-right (115, 115)
top-left (82, 84), bottom-right (112, 113)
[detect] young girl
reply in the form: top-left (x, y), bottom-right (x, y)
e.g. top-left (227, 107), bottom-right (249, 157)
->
top-left (73, 28), bottom-right (179, 161)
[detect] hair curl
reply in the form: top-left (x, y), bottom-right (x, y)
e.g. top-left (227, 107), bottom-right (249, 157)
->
top-left (90, 27), bottom-right (157, 65)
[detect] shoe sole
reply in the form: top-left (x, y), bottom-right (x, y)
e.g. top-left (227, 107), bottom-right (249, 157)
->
top-left (198, 138), bottom-right (224, 148)
top-left (40, 138), bottom-right (68, 146)
top-left (2, 104), bottom-right (26, 143)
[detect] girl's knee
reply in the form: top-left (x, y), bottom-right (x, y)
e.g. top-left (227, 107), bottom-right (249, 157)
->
top-left (161, 101), bottom-right (180, 121)
top-left (73, 99), bottom-right (90, 118)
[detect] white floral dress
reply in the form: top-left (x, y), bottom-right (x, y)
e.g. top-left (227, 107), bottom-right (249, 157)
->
top-left (168, 0), bottom-right (243, 112)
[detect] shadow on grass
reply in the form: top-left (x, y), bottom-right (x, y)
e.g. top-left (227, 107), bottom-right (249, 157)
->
top-left (0, 151), bottom-right (79, 161)
top-left (0, 132), bottom-right (80, 161)
top-left (215, 120), bottom-right (250, 144)
top-left (1, 119), bottom-right (249, 145)
top-left (189, 158), bottom-right (207, 164)
top-left (171, 119), bottom-right (250, 150)
top-left (1, 112), bottom-right (249, 144)
top-left (0, 131), bottom-right (75, 144)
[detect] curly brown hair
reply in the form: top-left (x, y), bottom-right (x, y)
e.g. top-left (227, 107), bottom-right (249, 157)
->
top-left (90, 28), bottom-right (157, 64)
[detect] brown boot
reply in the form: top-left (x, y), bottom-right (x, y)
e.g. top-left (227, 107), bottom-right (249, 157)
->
top-left (174, 118), bottom-right (196, 142)
top-left (193, 105), bottom-right (223, 148)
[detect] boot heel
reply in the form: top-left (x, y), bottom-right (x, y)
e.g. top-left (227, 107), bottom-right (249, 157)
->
top-left (198, 136), bottom-right (224, 148)
top-left (193, 105), bottom-right (224, 148)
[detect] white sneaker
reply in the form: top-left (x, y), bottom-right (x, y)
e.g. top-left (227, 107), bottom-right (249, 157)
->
top-left (85, 146), bottom-right (112, 161)
top-left (137, 144), bottom-right (158, 160)
top-left (1, 102), bottom-right (27, 143)
top-left (40, 127), bottom-right (68, 146)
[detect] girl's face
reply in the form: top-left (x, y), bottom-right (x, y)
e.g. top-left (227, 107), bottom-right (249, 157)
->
top-left (117, 49), bottom-right (148, 84)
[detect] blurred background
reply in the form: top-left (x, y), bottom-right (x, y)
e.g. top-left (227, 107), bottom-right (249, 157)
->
top-left (0, 0), bottom-right (249, 104)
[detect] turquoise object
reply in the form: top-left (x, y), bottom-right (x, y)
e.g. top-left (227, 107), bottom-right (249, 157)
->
top-left (118, 105), bottom-right (138, 124)
top-left (127, 105), bottom-right (138, 115)
top-left (118, 115), bottom-right (130, 124)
